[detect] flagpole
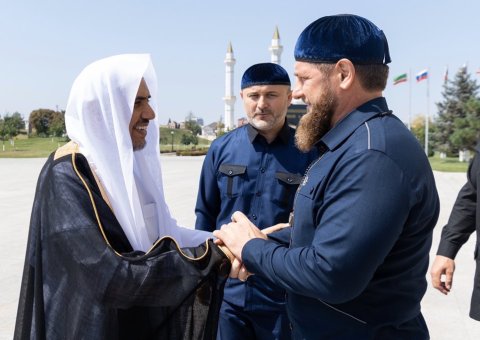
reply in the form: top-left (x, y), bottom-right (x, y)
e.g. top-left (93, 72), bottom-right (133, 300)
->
top-left (425, 69), bottom-right (430, 156)
top-left (408, 68), bottom-right (412, 130)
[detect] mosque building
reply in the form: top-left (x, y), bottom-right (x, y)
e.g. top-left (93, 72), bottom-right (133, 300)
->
top-left (223, 27), bottom-right (306, 130)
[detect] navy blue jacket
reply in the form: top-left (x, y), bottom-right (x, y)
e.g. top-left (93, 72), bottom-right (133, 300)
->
top-left (243, 98), bottom-right (440, 339)
top-left (195, 122), bottom-right (317, 310)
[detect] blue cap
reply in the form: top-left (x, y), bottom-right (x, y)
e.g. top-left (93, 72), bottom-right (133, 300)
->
top-left (294, 14), bottom-right (391, 65)
top-left (241, 63), bottom-right (291, 90)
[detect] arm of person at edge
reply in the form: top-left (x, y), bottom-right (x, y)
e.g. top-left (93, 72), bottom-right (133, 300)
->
top-left (214, 151), bottom-right (413, 303)
top-left (431, 151), bottom-right (479, 294)
top-left (194, 146), bottom-right (221, 232)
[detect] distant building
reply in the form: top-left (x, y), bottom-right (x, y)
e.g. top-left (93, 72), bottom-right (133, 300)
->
top-left (202, 121), bottom-right (219, 141)
top-left (167, 119), bottom-right (180, 129)
top-left (185, 112), bottom-right (204, 126)
top-left (223, 42), bottom-right (236, 130)
top-left (201, 125), bottom-right (216, 140)
top-left (286, 102), bottom-right (307, 127)
top-left (237, 117), bottom-right (248, 127)
top-left (269, 26), bottom-right (283, 65)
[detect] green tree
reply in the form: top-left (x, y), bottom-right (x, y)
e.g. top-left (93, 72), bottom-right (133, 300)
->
top-left (410, 114), bottom-right (435, 156)
top-left (29, 109), bottom-right (65, 137)
top-left (216, 121), bottom-right (225, 137)
top-left (181, 134), bottom-right (192, 145)
top-left (0, 112), bottom-right (24, 141)
top-left (0, 117), bottom-right (6, 143)
top-left (49, 110), bottom-right (66, 137)
top-left (191, 134), bottom-right (198, 145)
top-left (184, 120), bottom-right (201, 136)
top-left (6, 112), bottom-right (25, 131)
top-left (180, 133), bottom-right (198, 146)
top-left (449, 98), bottom-right (480, 152)
top-left (432, 66), bottom-right (479, 155)
top-left (30, 109), bottom-right (55, 136)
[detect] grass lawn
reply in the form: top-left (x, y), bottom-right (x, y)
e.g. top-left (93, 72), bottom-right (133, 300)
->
top-left (0, 136), bottom-right (471, 174)
top-left (0, 128), bottom-right (212, 158)
top-left (159, 127), bottom-right (211, 153)
top-left (429, 155), bottom-right (469, 172)
top-left (0, 137), bottom-right (68, 158)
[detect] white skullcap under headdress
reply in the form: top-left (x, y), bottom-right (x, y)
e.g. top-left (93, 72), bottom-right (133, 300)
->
top-left (65, 54), bottom-right (211, 251)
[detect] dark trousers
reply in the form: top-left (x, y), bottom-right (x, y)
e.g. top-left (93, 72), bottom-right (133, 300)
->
top-left (217, 300), bottom-right (291, 340)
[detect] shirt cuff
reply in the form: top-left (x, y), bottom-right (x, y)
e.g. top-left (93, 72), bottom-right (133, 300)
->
top-left (242, 238), bottom-right (270, 272)
top-left (437, 239), bottom-right (462, 259)
top-left (266, 227), bottom-right (291, 245)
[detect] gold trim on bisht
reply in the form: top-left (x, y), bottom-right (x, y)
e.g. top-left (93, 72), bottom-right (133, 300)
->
top-left (55, 142), bottom-right (219, 260)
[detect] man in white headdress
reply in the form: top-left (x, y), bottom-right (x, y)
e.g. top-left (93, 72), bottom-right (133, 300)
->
top-left (14, 54), bottom-right (231, 340)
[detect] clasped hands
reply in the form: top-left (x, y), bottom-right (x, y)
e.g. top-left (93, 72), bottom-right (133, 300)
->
top-left (214, 211), bottom-right (289, 281)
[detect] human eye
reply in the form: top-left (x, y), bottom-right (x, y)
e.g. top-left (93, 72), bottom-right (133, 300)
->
top-left (135, 96), bottom-right (150, 106)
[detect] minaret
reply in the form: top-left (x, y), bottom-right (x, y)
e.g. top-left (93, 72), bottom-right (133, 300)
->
top-left (269, 26), bottom-right (283, 65)
top-left (223, 42), bottom-right (236, 130)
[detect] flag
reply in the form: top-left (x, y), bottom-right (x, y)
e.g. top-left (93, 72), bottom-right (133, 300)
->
top-left (443, 66), bottom-right (448, 84)
top-left (416, 69), bottom-right (428, 82)
top-left (393, 73), bottom-right (407, 85)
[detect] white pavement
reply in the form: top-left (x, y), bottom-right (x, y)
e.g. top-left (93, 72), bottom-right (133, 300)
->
top-left (1, 156), bottom-right (479, 339)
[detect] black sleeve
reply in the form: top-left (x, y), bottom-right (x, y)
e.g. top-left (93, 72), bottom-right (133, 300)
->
top-left (15, 155), bottom-right (230, 340)
top-left (437, 151), bottom-right (479, 259)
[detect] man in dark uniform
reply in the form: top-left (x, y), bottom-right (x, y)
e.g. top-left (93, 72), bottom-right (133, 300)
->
top-left (195, 63), bottom-right (317, 339)
top-left (214, 15), bottom-right (440, 339)
top-left (431, 143), bottom-right (480, 321)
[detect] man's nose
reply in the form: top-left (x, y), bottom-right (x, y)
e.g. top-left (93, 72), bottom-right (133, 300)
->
top-left (257, 96), bottom-right (268, 109)
top-left (143, 104), bottom-right (156, 120)
top-left (292, 84), bottom-right (303, 100)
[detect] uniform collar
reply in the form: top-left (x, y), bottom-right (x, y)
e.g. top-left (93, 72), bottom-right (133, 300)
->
top-left (319, 97), bottom-right (390, 152)
top-left (247, 119), bottom-right (290, 145)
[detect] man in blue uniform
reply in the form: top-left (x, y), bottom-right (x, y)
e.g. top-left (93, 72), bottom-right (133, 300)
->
top-left (214, 15), bottom-right (440, 339)
top-left (195, 63), bottom-right (317, 339)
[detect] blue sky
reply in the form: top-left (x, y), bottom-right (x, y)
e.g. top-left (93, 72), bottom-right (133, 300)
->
top-left (1, 0), bottom-right (479, 126)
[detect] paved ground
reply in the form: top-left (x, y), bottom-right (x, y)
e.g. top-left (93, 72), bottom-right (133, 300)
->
top-left (1, 156), bottom-right (479, 339)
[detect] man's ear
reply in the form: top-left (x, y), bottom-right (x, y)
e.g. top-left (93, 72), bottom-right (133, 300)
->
top-left (240, 90), bottom-right (244, 100)
top-left (335, 59), bottom-right (355, 90)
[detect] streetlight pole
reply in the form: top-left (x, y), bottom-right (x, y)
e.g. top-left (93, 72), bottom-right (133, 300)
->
top-left (170, 131), bottom-right (174, 152)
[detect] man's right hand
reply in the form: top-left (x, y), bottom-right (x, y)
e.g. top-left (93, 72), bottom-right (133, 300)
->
top-left (430, 255), bottom-right (456, 295)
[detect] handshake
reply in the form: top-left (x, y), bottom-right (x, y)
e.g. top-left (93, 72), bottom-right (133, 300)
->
top-left (213, 211), bottom-right (290, 282)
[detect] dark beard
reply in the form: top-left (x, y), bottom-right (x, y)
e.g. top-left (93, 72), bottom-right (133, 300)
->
top-left (295, 93), bottom-right (336, 152)
top-left (133, 140), bottom-right (147, 151)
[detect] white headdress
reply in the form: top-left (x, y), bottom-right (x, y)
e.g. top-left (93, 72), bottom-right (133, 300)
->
top-left (65, 54), bottom-right (210, 251)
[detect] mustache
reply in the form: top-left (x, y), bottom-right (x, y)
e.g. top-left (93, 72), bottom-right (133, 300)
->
top-left (253, 109), bottom-right (272, 115)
